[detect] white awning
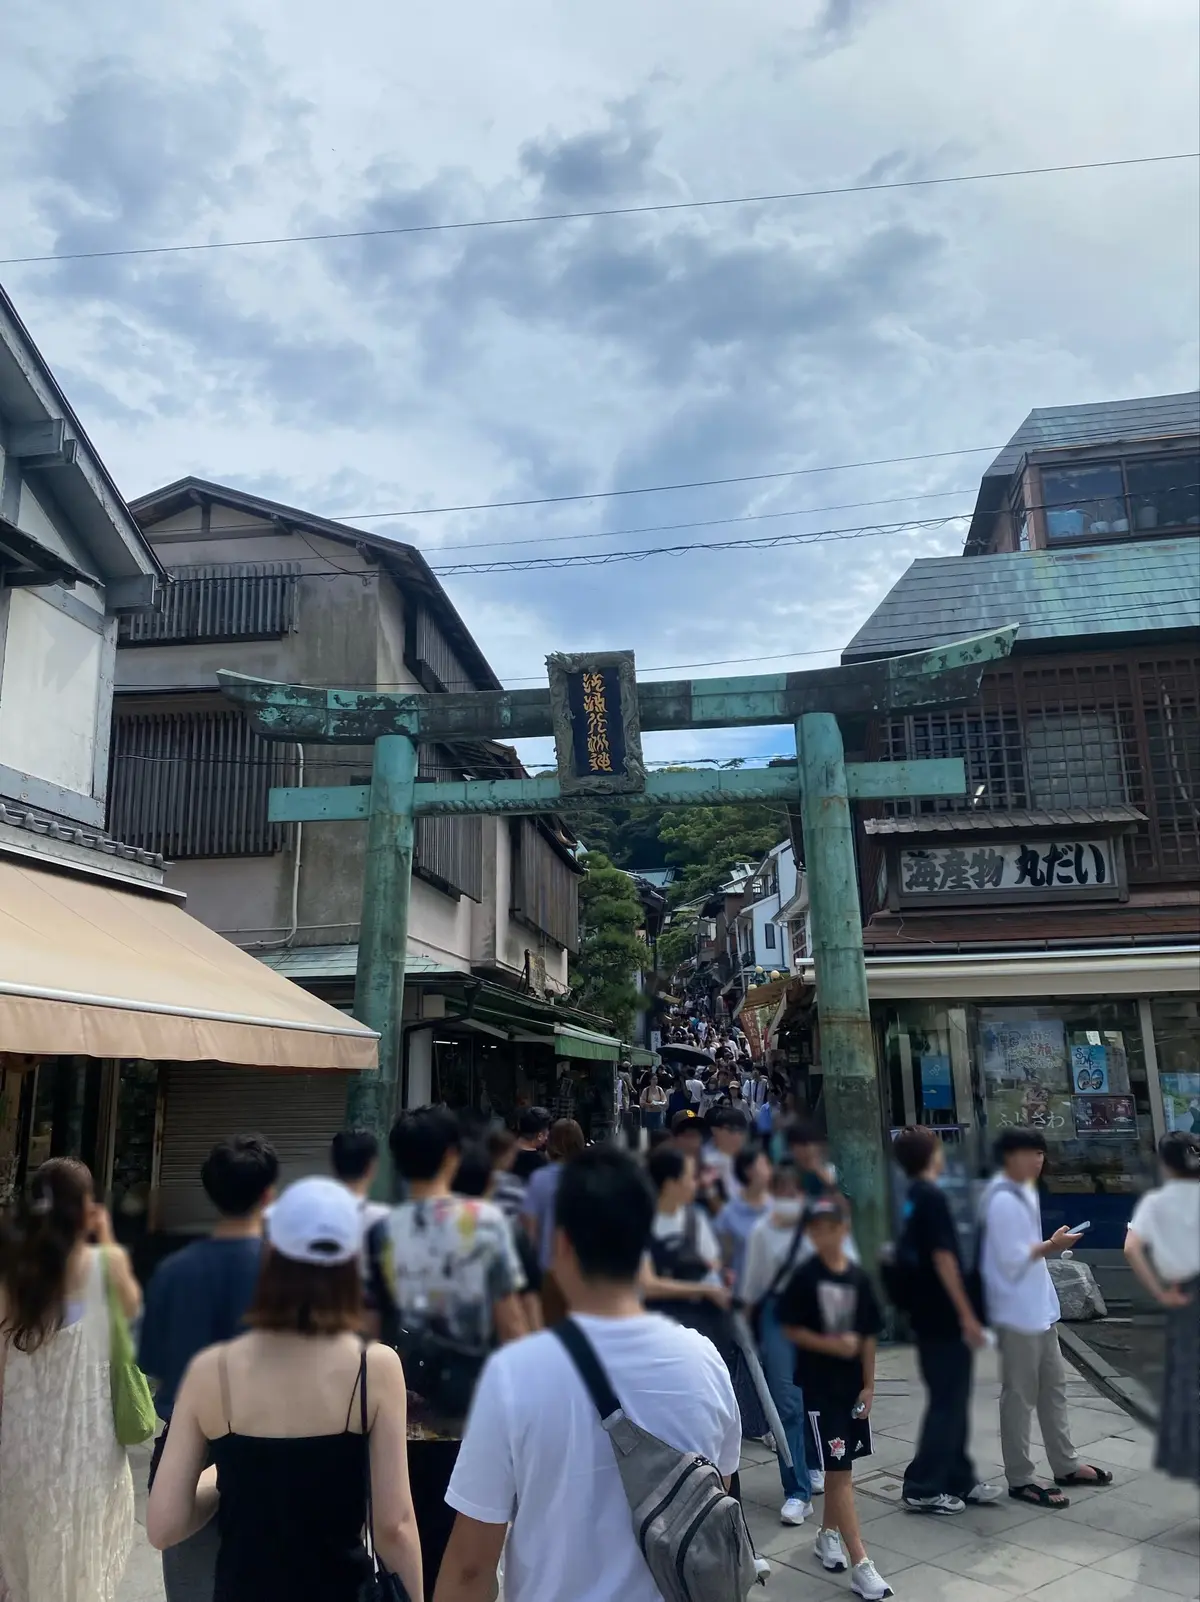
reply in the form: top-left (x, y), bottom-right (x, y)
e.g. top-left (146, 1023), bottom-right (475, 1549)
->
top-left (796, 946), bottom-right (1200, 1001)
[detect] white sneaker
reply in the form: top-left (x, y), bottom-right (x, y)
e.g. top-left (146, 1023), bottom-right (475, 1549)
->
top-left (967, 1482), bottom-right (1003, 1504)
top-left (851, 1557), bottom-right (894, 1599)
top-left (780, 1497), bottom-right (812, 1526)
top-left (902, 1492), bottom-right (966, 1515)
top-left (814, 1528), bottom-right (848, 1572)
top-left (810, 1470), bottom-right (825, 1495)
top-left (754, 1554), bottom-right (772, 1582)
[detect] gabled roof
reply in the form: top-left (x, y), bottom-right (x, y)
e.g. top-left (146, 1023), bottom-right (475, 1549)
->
top-left (966, 391), bottom-right (1200, 552)
top-left (842, 539), bottom-right (1199, 662)
top-left (0, 282), bottom-right (165, 584)
top-left (131, 476), bottom-right (502, 692)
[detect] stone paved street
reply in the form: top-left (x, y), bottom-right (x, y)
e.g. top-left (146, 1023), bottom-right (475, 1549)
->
top-left (118, 1341), bottom-right (1199, 1602)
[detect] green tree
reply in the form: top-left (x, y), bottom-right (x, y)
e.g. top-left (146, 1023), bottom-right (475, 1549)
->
top-left (569, 853), bottom-right (648, 1040)
top-left (655, 908), bottom-right (699, 981)
top-left (659, 803), bottom-right (783, 904)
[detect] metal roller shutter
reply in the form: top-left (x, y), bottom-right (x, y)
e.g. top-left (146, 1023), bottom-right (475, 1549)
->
top-left (159, 1067), bottom-right (348, 1233)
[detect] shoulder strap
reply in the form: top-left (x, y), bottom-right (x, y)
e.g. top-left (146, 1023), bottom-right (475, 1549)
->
top-left (767, 1213), bottom-right (808, 1300)
top-left (553, 1319), bottom-right (622, 1424)
top-left (685, 1204), bottom-right (700, 1256)
top-left (217, 1346), bottom-right (234, 1435)
top-left (360, 1347), bottom-right (380, 1570)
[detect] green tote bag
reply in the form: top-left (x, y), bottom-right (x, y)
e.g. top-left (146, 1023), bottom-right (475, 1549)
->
top-left (102, 1252), bottom-right (157, 1447)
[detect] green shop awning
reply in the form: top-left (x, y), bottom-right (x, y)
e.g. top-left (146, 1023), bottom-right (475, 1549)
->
top-left (628, 1046), bottom-right (660, 1068)
top-left (554, 1024), bottom-right (622, 1062)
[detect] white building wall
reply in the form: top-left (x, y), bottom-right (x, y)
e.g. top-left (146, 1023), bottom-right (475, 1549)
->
top-left (0, 589), bottom-right (103, 797)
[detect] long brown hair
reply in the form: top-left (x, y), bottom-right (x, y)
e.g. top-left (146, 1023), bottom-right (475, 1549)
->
top-left (0, 1158), bottom-right (94, 1353)
top-left (246, 1247), bottom-right (363, 1335)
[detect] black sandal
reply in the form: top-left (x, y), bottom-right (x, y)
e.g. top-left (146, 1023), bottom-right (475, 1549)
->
top-left (1054, 1467), bottom-right (1114, 1487)
top-left (1009, 1484), bottom-right (1070, 1509)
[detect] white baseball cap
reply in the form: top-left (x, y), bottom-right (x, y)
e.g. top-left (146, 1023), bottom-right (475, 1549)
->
top-left (265, 1177), bottom-right (362, 1266)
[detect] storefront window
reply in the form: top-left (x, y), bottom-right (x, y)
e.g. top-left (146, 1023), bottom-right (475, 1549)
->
top-left (975, 1001), bottom-right (1155, 1247)
top-left (878, 1003), bottom-right (973, 1132)
top-left (111, 1061), bottom-right (160, 1248)
top-left (1151, 996), bottom-right (1200, 1134)
top-left (432, 1035), bottom-right (473, 1111)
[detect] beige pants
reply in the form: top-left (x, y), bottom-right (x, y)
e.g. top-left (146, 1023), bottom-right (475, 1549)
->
top-left (996, 1325), bottom-right (1080, 1487)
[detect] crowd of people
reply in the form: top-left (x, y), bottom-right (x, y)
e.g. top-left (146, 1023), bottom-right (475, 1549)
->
top-left (0, 1087), bottom-right (1196, 1602)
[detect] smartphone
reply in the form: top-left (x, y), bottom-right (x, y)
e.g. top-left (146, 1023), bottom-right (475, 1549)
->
top-left (1067, 1220), bottom-right (1092, 1235)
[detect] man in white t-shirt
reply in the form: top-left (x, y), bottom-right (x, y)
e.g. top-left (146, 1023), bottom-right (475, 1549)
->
top-left (981, 1128), bottom-right (1113, 1509)
top-left (436, 1146), bottom-right (742, 1602)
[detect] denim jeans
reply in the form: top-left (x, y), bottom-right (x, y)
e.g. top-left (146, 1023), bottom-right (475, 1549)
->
top-left (759, 1295), bottom-right (814, 1503)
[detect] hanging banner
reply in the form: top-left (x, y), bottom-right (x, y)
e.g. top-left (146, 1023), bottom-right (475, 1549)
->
top-left (547, 650), bottom-right (646, 795)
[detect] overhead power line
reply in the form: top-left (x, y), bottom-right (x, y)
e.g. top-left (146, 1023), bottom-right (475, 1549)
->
top-left (167, 444), bottom-right (1004, 527)
top-left (3, 152), bottom-right (1195, 268)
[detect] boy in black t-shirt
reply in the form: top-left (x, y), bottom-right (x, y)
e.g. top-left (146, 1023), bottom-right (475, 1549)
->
top-left (779, 1197), bottom-right (893, 1601)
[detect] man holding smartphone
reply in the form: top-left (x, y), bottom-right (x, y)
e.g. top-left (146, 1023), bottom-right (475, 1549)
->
top-left (981, 1129), bottom-right (1114, 1509)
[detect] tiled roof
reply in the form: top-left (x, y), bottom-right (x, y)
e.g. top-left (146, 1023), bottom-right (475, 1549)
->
top-left (864, 807), bottom-right (1146, 836)
top-left (981, 392), bottom-right (1200, 483)
top-left (0, 801), bottom-right (164, 868)
top-left (842, 539), bottom-right (1199, 660)
top-left (255, 946), bottom-right (465, 981)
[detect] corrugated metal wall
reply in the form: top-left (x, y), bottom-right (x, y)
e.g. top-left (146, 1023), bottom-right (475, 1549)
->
top-left (109, 708), bottom-right (286, 859)
top-left (510, 818), bottom-right (579, 951)
top-left (120, 562), bottom-right (299, 645)
top-left (414, 745), bottom-right (483, 901)
top-left (157, 1066), bottom-right (348, 1232)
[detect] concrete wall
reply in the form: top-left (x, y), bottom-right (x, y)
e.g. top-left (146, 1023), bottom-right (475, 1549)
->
top-left (0, 470), bottom-right (114, 826)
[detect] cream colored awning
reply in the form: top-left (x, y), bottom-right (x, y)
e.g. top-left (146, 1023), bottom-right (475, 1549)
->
top-left (0, 859), bottom-right (377, 1071)
top-left (796, 946), bottom-right (1200, 1001)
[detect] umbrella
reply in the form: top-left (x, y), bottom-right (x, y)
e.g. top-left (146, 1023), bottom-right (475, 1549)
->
top-left (658, 1043), bottom-right (716, 1066)
top-left (730, 1310), bottom-right (793, 1469)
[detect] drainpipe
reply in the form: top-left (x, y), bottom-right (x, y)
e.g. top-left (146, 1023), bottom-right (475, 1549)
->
top-left (255, 743), bottom-right (304, 950)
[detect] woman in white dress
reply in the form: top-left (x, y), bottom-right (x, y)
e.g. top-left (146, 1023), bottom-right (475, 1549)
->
top-left (0, 1157), bottom-right (142, 1602)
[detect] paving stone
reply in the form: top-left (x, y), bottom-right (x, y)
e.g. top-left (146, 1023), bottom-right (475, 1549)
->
top-left (1090, 1543), bottom-right (1200, 1600)
top-left (1016, 1568), bottom-right (1182, 1602)
top-left (928, 1537), bottom-right (1079, 1595)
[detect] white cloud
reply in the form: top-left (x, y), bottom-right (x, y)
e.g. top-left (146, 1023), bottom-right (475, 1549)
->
top-left (1, 0), bottom-right (1196, 744)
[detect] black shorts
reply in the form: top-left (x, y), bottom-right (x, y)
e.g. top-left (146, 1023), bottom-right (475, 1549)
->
top-left (807, 1401), bottom-right (874, 1472)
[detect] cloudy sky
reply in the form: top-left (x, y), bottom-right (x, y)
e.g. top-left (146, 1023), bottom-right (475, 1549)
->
top-left (2, 0), bottom-right (1197, 766)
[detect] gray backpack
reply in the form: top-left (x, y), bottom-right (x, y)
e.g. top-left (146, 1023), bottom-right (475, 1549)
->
top-left (554, 1320), bottom-right (759, 1602)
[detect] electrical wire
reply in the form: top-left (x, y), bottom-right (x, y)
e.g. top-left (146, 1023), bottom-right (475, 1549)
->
top-left (161, 484), bottom-right (1197, 576)
top-left (4, 152), bottom-right (1194, 268)
top-left (111, 593), bottom-right (1198, 766)
top-left (141, 445), bottom-right (1008, 528)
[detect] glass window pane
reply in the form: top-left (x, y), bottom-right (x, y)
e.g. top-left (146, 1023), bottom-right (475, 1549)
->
top-left (975, 1001), bottom-right (1155, 1248)
top-left (1042, 464), bottom-right (1126, 541)
top-left (1026, 709), bottom-right (1129, 807)
top-left (1125, 453), bottom-right (1200, 532)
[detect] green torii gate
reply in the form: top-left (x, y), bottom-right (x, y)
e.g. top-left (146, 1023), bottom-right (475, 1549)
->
top-left (220, 625), bottom-right (1015, 1268)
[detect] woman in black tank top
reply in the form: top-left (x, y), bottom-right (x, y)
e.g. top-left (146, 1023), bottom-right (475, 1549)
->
top-left (148, 1178), bottom-right (423, 1602)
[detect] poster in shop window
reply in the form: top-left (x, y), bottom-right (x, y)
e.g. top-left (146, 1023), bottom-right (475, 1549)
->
top-left (981, 1015), bottom-right (1069, 1090)
top-left (1071, 1044), bottom-right (1110, 1094)
top-left (1160, 1073), bottom-right (1200, 1134)
top-left (1071, 1094), bottom-right (1138, 1138)
top-left (986, 1085), bottom-right (1076, 1141)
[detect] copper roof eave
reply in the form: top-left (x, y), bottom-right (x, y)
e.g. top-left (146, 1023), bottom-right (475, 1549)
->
top-left (864, 806), bottom-right (1147, 838)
